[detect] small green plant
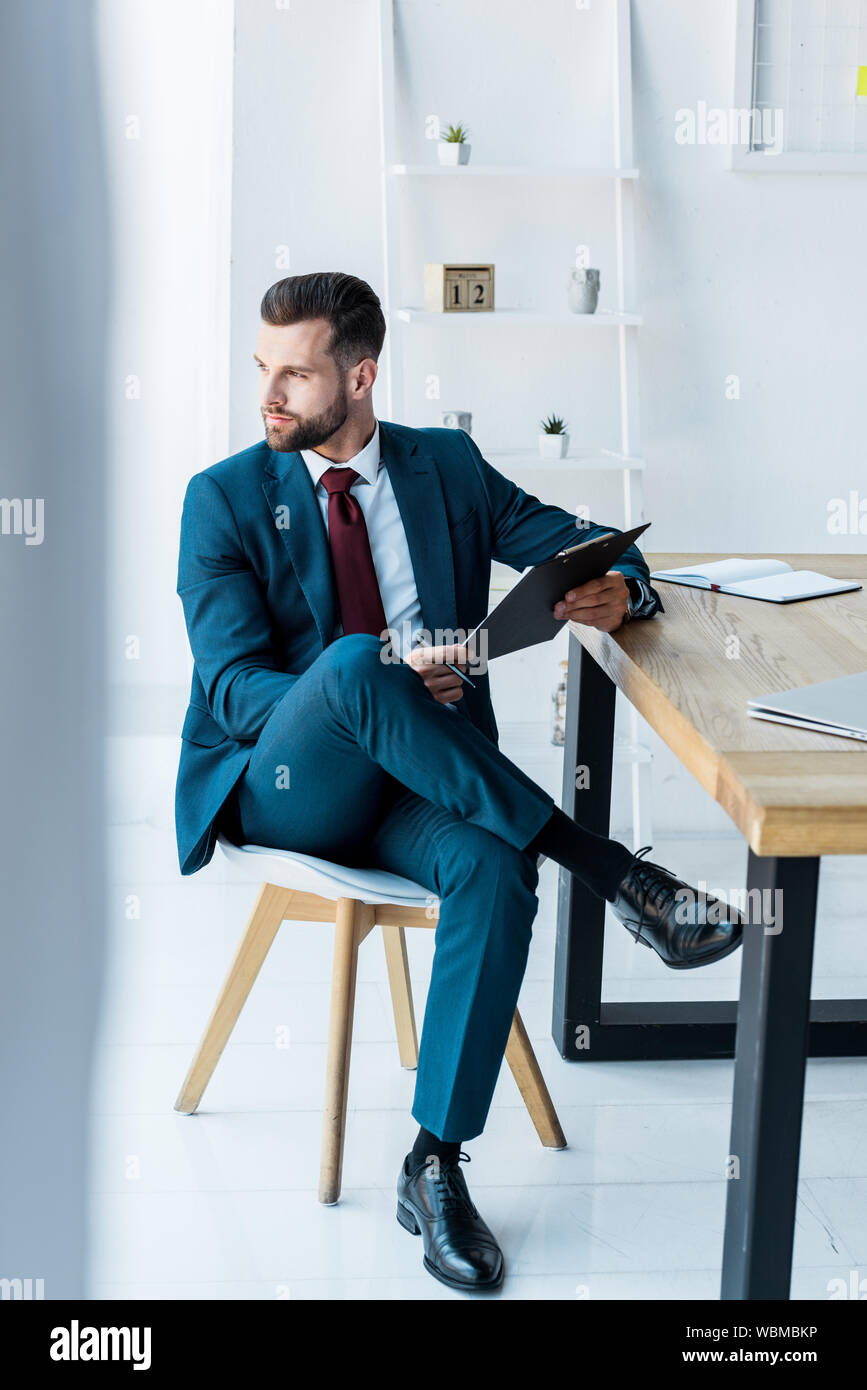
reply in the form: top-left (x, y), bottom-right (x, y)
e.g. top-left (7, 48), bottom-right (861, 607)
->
top-left (540, 413), bottom-right (568, 434)
top-left (441, 121), bottom-right (470, 143)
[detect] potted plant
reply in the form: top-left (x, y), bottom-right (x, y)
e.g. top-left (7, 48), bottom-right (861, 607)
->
top-left (438, 121), bottom-right (471, 165)
top-left (538, 413), bottom-right (570, 459)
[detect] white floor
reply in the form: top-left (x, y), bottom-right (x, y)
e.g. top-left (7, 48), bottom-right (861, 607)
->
top-left (88, 719), bottom-right (867, 1300)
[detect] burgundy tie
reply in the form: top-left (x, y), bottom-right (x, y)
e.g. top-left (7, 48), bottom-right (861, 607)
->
top-left (319, 466), bottom-right (388, 638)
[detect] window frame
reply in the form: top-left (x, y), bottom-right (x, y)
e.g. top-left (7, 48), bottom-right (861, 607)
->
top-left (729, 0), bottom-right (867, 172)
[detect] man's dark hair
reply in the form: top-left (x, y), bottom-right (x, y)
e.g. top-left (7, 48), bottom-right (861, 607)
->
top-left (260, 271), bottom-right (386, 372)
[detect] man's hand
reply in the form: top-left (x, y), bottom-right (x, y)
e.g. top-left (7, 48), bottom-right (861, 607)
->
top-left (553, 570), bottom-right (631, 633)
top-left (408, 643), bottom-right (469, 703)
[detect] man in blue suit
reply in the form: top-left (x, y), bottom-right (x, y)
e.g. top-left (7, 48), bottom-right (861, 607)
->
top-left (176, 271), bottom-right (742, 1293)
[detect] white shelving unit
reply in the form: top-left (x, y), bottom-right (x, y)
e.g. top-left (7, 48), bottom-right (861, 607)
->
top-left (375, 0), bottom-right (652, 848)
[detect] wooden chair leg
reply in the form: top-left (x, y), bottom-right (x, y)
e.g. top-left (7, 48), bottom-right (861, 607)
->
top-left (382, 924), bottom-right (419, 1069)
top-left (505, 1008), bottom-right (567, 1150)
top-left (174, 881), bottom-right (292, 1115)
top-left (319, 898), bottom-right (373, 1204)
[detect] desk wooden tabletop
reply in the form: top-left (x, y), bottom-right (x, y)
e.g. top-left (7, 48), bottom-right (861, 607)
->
top-left (569, 553), bottom-right (867, 857)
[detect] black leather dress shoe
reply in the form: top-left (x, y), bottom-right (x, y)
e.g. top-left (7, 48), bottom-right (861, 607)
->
top-left (610, 846), bottom-right (744, 970)
top-left (396, 1151), bottom-right (504, 1292)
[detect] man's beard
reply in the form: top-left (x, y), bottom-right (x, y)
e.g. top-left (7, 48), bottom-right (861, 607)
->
top-left (263, 392), bottom-right (348, 452)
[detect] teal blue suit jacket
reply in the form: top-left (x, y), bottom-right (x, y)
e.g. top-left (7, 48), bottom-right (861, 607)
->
top-left (175, 420), bottom-right (660, 875)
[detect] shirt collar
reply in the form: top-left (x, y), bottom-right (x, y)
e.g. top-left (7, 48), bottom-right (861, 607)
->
top-left (301, 419), bottom-right (381, 490)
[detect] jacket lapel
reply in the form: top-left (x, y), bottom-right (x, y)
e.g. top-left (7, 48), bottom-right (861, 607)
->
top-left (262, 448), bottom-right (339, 650)
top-left (379, 421), bottom-right (459, 639)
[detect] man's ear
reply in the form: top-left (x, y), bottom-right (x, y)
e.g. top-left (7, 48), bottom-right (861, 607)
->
top-left (351, 356), bottom-right (378, 398)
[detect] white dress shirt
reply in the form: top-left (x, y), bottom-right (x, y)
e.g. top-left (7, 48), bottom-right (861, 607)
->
top-left (301, 419), bottom-right (423, 658)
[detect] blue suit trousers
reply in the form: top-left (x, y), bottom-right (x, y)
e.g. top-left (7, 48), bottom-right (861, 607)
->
top-left (220, 633), bottom-right (557, 1142)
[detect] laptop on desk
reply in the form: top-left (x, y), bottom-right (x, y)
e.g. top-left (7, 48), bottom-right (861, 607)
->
top-left (747, 670), bottom-right (867, 743)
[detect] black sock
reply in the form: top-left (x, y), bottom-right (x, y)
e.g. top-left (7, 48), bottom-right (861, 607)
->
top-left (409, 1126), bottom-right (461, 1173)
top-left (528, 806), bottom-right (634, 902)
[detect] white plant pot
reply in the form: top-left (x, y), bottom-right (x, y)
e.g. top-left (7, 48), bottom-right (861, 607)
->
top-left (538, 432), bottom-right (569, 459)
top-left (438, 142), bottom-right (471, 165)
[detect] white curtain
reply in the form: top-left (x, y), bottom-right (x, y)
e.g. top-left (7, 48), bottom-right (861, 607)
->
top-left (0, 0), bottom-right (109, 1298)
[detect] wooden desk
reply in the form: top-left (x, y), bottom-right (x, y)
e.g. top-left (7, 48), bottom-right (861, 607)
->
top-left (553, 553), bottom-right (867, 1300)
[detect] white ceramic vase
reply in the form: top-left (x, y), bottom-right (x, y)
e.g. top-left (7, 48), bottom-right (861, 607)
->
top-left (441, 410), bottom-right (472, 432)
top-left (568, 267), bottom-right (600, 314)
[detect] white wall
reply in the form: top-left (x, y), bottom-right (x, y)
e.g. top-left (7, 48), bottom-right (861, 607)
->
top-left (230, 0), bottom-right (386, 444)
top-left (632, 0), bottom-right (867, 554)
top-left (100, 0), bottom-right (234, 704)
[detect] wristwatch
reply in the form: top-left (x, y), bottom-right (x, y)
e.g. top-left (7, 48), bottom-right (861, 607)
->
top-left (625, 576), bottom-right (641, 619)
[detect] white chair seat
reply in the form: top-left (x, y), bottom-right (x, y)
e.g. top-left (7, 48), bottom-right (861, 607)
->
top-left (217, 832), bottom-right (433, 908)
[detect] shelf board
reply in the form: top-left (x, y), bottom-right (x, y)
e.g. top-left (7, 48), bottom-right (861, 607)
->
top-left (486, 448), bottom-right (645, 472)
top-left (395, 307), bottom-right (641, 327)
top-left (613, 737), bottom-right (653, 765)
top-left (389, 162), bottom-right (639, 179)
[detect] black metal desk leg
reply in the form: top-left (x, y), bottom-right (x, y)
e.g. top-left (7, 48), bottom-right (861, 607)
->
top-left (552, 633), bottom-right (617, 1057)
top-left (721, 851), bottom-right (820, 1300)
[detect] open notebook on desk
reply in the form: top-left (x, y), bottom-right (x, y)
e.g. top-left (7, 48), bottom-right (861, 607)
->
top-left (650, 557), bottom-right (862, 603)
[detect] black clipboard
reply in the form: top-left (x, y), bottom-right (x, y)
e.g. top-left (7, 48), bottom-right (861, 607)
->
top-left (467, 522), bottom-right (651, 662)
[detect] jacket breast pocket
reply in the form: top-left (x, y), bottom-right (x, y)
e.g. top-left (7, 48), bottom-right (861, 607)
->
top-left (181, 703), bottom-right (229, 747)
top-left (450, 505), bottom-right (480, 545)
